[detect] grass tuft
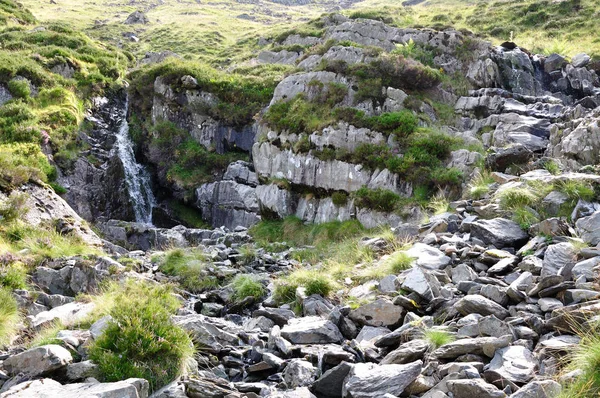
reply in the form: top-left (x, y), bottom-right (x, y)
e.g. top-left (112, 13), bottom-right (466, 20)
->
top-left (0, 287), bottom-right (20, 347)
top-left (424, 328), bottom-right (455, 349)
top-left (232, 274), bottom-right (266, 302)
top-left (88, 280), bottom-right (194, 393)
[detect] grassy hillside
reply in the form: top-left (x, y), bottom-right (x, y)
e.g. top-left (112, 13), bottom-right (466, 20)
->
top-left (0, 0), bottom-right (129, 189)
top-left (17, 0), bottom-right (598, 65)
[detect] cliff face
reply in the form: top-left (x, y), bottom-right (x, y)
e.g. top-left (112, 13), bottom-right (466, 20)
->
top-left (128, 14), bottom-right (600, 230)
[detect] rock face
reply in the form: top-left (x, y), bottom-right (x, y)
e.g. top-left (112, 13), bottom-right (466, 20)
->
top-left (196, 161), bottom-right (261, 229)
top-left (58, 93), bottom-right (135, 223)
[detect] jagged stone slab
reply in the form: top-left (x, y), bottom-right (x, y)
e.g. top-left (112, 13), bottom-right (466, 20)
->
top-left (3, 345), bottom-right (73, 377)
top-left (342, 361), bottom-right (422, 398)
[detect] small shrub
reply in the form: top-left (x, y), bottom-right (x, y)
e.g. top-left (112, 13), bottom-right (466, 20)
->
top-left (88, 280), bottom-right (194, 392)
top-left (304, 274), bottom-right (334, 296)
top-left (7, 79), bottom-right (30, 99)
top-left (0, 287), bottom-right (19, 346)
top-left (331, 192), bottom-right (348, 206)
top-left (232, 274), bottom-right (266, 302)
top-left (354, 187), bottom-right (402, 212)
top-left (424, 329), bottom-right (455, 349)
top-left (0, 192), bottom-right (28, 222)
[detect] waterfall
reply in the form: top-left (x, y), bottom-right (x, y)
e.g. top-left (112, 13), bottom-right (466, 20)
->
top-left (115, 98), bottom-right (156, 224)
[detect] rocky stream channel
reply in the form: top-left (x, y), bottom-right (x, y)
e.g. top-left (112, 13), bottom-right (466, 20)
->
top-left (3, 14), bottom-right (600, 398)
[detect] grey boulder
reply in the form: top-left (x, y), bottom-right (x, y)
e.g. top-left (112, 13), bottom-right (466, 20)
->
top-left (281, 316), bottom-right (344, 344)
top-left (342, 361), bottom-right (422, 398)
top-left (470, 218), bottom-right (529, 249)
top-left (3, 345), bottom-right (73, 377)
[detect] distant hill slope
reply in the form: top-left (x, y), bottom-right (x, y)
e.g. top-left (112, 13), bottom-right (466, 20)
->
top-left (17, 0), bottom-right (597, 65)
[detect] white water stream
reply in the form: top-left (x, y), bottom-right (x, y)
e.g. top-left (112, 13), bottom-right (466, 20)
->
top-left (115, 99), bottom-right (156, 224)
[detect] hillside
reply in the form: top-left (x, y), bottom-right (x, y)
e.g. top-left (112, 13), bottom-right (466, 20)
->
top-left (2, 0), bottom-right (600, 397)
top-left (16, 0), bottom-right (598, 64)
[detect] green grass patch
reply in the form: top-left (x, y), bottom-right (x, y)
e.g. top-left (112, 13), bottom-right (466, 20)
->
top-left (155, 248), bottom-right (217, 293)
top-left (424, 328), bottom-right (455, 349)
top-left (0, 286), bottom-right (19, 346)
top-left (88, 280), bottom-right (194, 392)
top-left (232, 274), bottom-right (266, 302)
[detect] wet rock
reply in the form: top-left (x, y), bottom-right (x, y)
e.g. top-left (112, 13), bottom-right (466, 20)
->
top-left (470, 218), bottom-right (529, 249)
top-left (348, 298), bottom-right (404, 327)
top-left (3, 345), bottom-right (73, 377)
top-left (342, 361), bottom-right (422, 398)
top-left (0, 378), bottom-right (149, 398)
top-left (253, 307), bottom-right (296, 327)
top-left (455, 294), bottom-right (510, 319)
top-left (281, 317), bottom-right (344, 344)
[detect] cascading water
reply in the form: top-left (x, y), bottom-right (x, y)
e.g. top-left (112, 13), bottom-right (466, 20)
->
top-left (115, 98), bottom-right (156, 225)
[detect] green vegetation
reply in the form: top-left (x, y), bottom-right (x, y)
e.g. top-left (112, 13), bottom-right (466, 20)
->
top-left (386, 251), bottom-right (414, 273)
top-left (494, 178), bottom-right (596, 229)
top-left (27, 320), bottom-right (63, 348)
top-left (232, 274), bottom-right (266, 302)
top-left (331, 191), bottom-right (348, 206)
top-left (129, 59), bottom-right (286, 127)
top-left (467, 171), bottom-right (495, 200)
top-left (88, 280), bottom-right (194, 392)
top-left (155, 248), bottom-right (217, 293)
top-left (0, 260), bottom-right (27, 289)
top-left (0, 1), bottom-right (127, 188)
top-left (251, 216), bottom-right (412, 302)
top-left (274, 269), bottom-right (335, 304)
top-left (147, 121), bottom-right (248, 192)
top-left (354, 187), bottom-right (403, 213)
top-left (424, 328), bottom-right (455, 349)
top-left (0, 286), bottom-right (19, 346)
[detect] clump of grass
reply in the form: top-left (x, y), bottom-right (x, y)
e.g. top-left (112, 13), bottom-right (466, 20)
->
top-left (543, 159), bottom-right (561, 175)
top-left (513, 207), bottom-right (540, 230)
top-left (238, 245), bottom-right (256, 265)
top-left (0, 220), bottom-right (100, 263)
top-left (274, 269), bottom-right (335, 303)
top-left (387, 251), bottom-right (414, 273)
top-left (27, 320), bottom-right (63, 348)
top-left (0, 287), bottom-right (20, 347)
top-left (497, 186), bottom-right (539, 210)
top-left (427, 194), bottom-right (450, 215)
top-left (558, 323), bottom-right (600, 397)
top-left (467, 170), bottom-right (495, 199)
top-left (156, 248), bottom-right (216, 292)
top-left (232, 274), bottom-right (266, 302)
top-left (88, 280), bottom-right (194, 392)
top-left (0, 261), bottom-right (28, 289)
top-left (424, 328), bottom-right (455, 349)
top-left (554, 180), bottom-right (595, 203)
